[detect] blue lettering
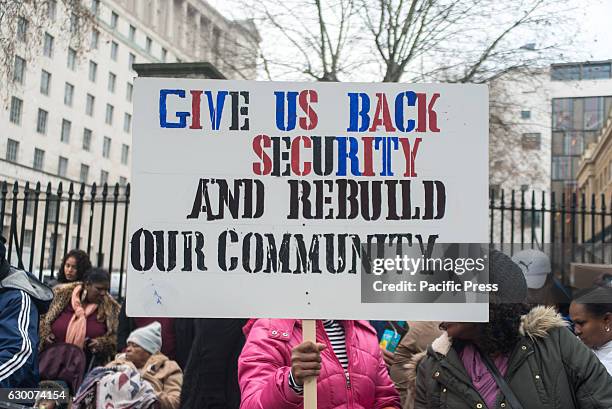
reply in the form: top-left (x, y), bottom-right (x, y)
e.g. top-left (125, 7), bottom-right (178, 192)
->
top-left (159, 89), bottom-right (190, 128)
top-left (347, 93), bottom-right (370, 132)
top-left (205, 91), bottom-right (228, 131)
top-left (395, 91), bottom-right (417, 132)
top-left (274, 91), bottom-right (298, 131)
top-left (336, 137), bottom-right (362, 176)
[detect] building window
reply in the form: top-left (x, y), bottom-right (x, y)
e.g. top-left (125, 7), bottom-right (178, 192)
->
top-left (105, 104), bottom-right (114, 125)
top-left (108, 72), bottom-right (116, 93)
top-left (47, 202), bottom-right (58, 224)
top-left (80, 164), bottom-right (89, 183)
top-left (552, 98), bottom-right (573, 131)
top-left (6, 139), bottom-right (19, 162)
top-left (17, 17), bottom-right (28, 42)
top-left (129, 25), bottom-right (136, 41)
top-left (33, 148), bottom-right (45, 170)
top-left (110, 41), bottom-right (118, 61)
top-left (58, 156), bottom-right (68, 177)
top-left (552, 156), bottom-right (581, 181)
top-left (23, 230), bottom-right (33, 248)
top-left (123, 113), bottom-right (131, 133)
top-left (146, 36), bottom-right (152, 53)
top-left (552, 131), bottom-right (584, 156)
top-left (91, 29), bottom-right (99, 49)
top-left (584, 97), bottom-right (604, 130)
top-left (119, 176), bottom-right (127, 186)
top-left (83, 128), bottom-right (92, 151)
top-left (86, 94), bottom-right (95, 116)
top-left (121, 144), bottom-right (129, 164)
top-left (521, 133), bottom-right (541, 150)
top-left (110, 11), bottom-right (118, 29)
top-left (64, 82), bottom-right (74, 106)
top-left (13, 55), bottom-right (26, 84)
top-left (61, 119), bottom-right (71, 143)
top-left (100, 170), bottom-right (109, 185)
top-left (551, 64), bottom-right (580, 81)
top-left (582, 63), bottom-right (611, 80)
top-left (72, 201), bottom-right (83, 222)
top-left (102, 136), bottom-right (111, 158)
top-left (9, 97), bottom-right (23, 125)
top-left (37, 109), bottom-right (48, 134)
top-left (47, 0), bottom-right (57, 20)
top-left (89, 60), bottom-right (97, 82)
top-left (161, 47), bottom-right (167, 62)
top-left (91, 0), bottom-right (100, 15)
top-left (520, 110), bottom-right (531, 120)
top-left (126, 82), bottom-right (133, 102)
top-left (67, 47), bottom-right (77, 70)
top-left (43, 33), bottom-right (54, 57)
top-left (128, 53), bottom-right (135, 70)
top-left (40, 70), bottom-right (51, 95)
top-left (70, 13), bottom-right (78, 34)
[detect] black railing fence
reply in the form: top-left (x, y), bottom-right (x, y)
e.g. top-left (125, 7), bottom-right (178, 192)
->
top-left (0, 180), bottom-right (130, 299)
top-left (490, 189), bottom-right (612, 281)
top-left (2, 181), bottom-right (611, 298)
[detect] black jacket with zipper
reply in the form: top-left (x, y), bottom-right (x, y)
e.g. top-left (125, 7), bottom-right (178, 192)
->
top-left (409, 306), bottom-right (612, 409)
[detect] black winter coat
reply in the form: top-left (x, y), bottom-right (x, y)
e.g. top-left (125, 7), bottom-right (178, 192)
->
top-left (410, 306), bottom-right (612, 409)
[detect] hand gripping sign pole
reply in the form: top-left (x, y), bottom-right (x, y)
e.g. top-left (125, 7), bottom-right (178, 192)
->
top-left (303, 319), bottom-right (317, 408)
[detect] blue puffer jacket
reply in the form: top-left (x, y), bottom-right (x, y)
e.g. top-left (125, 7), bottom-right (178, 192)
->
top-left (0, 261), bottom-right (53, 387)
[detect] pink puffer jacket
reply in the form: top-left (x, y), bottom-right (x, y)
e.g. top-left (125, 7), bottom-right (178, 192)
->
top-left (238, 319), bottom-right (401, 409)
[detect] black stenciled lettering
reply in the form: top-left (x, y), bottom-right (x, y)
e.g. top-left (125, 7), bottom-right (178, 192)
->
top-left (130, 228), bottom-right (154, 271)
top-left (218, 230), bottom-right (239, 271)
top-left (194, 231), bottom-right (206, 270)
top-left (423, 180), bottom-right (446, 220)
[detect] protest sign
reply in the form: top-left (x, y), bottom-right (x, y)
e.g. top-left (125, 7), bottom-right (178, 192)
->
top-left (127, 79), bottom-right (489, 321)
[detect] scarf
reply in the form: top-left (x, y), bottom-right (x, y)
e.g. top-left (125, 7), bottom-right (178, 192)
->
top-left (65, 284), bottom-right (98, 348)
top-left (73, 366), bottom-right (158, 409)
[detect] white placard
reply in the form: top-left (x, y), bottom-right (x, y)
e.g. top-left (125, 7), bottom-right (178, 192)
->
top-left (127, 79), bottom-right (489, 321)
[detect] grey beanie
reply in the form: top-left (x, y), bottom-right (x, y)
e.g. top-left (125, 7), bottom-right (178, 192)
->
top-left (127, 321), bottom-right (162, 355)
top-left (489, 249), bottom-right (528, 304)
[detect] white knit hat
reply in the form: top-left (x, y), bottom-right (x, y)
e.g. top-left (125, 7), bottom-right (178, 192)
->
top-left (127, 321), bottom-right (162, 354)
top-left (511, 249), bottom-right (551, 289)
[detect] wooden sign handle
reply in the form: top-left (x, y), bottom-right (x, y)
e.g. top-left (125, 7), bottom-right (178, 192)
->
top-left (303, 319), bottom-right (317, 409)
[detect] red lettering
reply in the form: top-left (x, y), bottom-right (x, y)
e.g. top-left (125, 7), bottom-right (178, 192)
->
top-left (252, 134), bottom-right (272, 175)
top-left (190, 90), bottom-right (203, 129)
top-left (361, 136), bottom-right (375, 176)
top-left (369, 93), bottom-right (396, 132)
top-left (398, 137), bottom-right (421, 177)
top-left (299, 90), bottom-right (318, 130)
top-left (428, 93), bottom-right (440, 132)
top-left (416, 93), bottom-right (440, 132)
top-left (290, 136), bottom-right (312, 176)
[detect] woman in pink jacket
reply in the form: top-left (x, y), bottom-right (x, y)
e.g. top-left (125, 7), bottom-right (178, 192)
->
top-left (238, 318), bottom-right (401, 409)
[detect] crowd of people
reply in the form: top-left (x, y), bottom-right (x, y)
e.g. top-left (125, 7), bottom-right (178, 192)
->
top-left (1, 235), bottom-right (611, 409)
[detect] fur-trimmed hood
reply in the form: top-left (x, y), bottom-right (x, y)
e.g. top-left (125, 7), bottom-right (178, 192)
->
top-left (404, 306), bottom-right (567, 392)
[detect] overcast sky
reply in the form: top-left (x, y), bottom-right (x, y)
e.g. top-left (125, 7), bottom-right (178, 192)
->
top-left (573, 0), bottom-right (612, 61)
top-left (208, 0), bottom-right (612, 72)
